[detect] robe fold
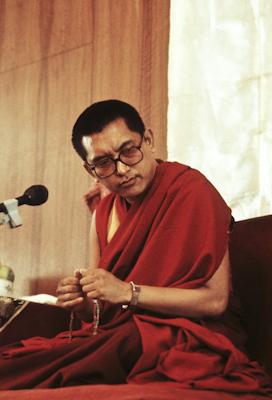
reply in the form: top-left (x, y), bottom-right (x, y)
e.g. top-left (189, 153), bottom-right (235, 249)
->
top-left (0, 161), bottom-right (271, 396)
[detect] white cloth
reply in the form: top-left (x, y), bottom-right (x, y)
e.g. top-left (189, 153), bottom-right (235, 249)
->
top-left (167, 0), bottom-right (272, 220)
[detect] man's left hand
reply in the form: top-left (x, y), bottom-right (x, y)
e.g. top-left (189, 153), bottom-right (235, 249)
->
top-left (79, 268), bottom-right (131, 305)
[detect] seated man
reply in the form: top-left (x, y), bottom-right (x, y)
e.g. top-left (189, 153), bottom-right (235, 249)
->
top-left (0, 100), bottom-right (271, 395)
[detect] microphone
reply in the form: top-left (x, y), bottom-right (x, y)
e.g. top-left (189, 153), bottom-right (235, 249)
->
top-left (0, 185), bottom-right (49, 214)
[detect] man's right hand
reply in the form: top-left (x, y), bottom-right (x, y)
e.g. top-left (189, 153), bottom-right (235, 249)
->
top-left (84, 181), bottom-right (111, 213)
top-left (56, 271), bottom-right (92, 321)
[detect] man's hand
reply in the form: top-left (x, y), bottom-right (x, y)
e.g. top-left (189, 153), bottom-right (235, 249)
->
top-left (56, 271), bottom-right (92, 321)
top-left (84, 182), bottom-right (111, 213)
top-left (79, 268), bottom-right (131, 305)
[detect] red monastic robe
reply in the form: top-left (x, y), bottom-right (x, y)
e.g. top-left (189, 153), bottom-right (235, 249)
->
top-left (0, 161), bottom-right (271, 395)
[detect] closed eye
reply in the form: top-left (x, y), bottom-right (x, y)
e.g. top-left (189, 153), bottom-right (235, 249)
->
top-left (95, 158), bottom-right (113, 168)
top-left (121, 146), bottom-right (139, 158)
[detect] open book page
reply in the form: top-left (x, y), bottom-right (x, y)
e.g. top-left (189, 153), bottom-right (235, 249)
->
top-left (20, 294), bottom-right (57, 305)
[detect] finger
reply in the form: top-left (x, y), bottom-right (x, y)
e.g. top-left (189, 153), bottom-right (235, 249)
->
top-left (58, 276), bottom-right (80, 288)
top-left (81, 280), bottom-right (100, 293)
top-left (79, 268), bottom-right (92, 280)
top-left (79, 270), bottom-right (98, 286)
top-left (79, 268), bottom-right (88, 276)
top-left (56, 284), bottom-right (81, 296)
top-left (79, 277), bottom-right (96, 288)
top-left (80, 267), bottom-right (105, 281)
top-left (57, 294), bottom-right (84, 309)
top-left (74, 269), bottom-right (82, 279)
top-left (57, 296), bottom-right (84, 309)
top-left (58, 290), bottom-right (83, 301)
top-left (87, 289), bottom-right (101, 300)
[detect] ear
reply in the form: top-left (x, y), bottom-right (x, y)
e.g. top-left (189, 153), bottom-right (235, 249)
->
top-left (144, 128), bottom-right (155, 151)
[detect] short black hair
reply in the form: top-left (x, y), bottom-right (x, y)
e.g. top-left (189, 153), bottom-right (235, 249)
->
top-left (72, 99), bottom-right (145, 160)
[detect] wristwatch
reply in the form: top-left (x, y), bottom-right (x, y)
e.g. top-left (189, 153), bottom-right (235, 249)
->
top-left (122, 281), bottom-right (141, 309)
top-left (129, 281), bottom-right (141, 307)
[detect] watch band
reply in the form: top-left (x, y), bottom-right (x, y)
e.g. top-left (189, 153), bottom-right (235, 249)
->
top-left (129, 281), bottom-right (141, 308)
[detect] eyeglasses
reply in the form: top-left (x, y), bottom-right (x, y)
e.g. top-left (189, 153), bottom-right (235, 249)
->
top-left (84, 137), bottom-right (144, 179)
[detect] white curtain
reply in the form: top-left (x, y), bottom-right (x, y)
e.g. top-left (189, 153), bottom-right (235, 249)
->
top-left (167, 0), bottom-right (272, 220)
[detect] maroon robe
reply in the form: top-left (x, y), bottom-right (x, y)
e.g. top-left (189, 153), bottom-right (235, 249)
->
top-left (0, 161), bottom-right (271, 395)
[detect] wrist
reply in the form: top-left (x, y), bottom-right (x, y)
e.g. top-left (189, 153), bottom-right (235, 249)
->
top-left (122, 281), bottom-right (133, 304)
top-left (122, 281), bottom-right (141, 309)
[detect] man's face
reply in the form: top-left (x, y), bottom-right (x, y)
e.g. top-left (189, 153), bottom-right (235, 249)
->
top-left (82, 118), bottom-right (158, 202)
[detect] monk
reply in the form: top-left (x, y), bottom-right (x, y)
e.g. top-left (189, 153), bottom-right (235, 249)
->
top-left (0, 99), bottom-right (271, 395)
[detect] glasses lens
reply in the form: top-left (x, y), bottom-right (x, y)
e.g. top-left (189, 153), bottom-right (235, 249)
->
top-left (90, 145), bottom-right (143, 179)
top-left (95, 158), bottom-right (115, 178)
top-left (120, 147), bottom-right (143, 166)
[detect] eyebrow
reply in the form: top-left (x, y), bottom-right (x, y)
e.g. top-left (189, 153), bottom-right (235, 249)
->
top-left (89, 139), bottom-right (138, 164)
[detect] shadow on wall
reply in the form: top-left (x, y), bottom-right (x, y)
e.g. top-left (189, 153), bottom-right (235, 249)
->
top-left (29, 277), bottom-right (60, 297)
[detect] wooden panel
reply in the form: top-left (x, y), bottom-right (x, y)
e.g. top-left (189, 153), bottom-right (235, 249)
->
top-left (0, 0), bottom-right (169, 297)
top-left (89, 0), bottom-right (169, 159)
top-left (0, 0), bottom-right (94, 72)
top-left (0, 46), bottom-right (94, 296)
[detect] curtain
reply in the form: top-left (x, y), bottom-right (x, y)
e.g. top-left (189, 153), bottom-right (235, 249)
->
top-left (167, 0), bottom-right (272, 220)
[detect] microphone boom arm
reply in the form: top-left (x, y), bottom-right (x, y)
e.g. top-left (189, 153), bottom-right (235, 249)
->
top-left (0, 199), bottom-right (22, 228)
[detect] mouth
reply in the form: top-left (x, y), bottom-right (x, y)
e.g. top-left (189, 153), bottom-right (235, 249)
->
top-left (119, 177), bottom-right (136, 188)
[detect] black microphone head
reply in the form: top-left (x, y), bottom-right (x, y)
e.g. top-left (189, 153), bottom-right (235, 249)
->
top-left (22, 185), bottom-right (49, 206)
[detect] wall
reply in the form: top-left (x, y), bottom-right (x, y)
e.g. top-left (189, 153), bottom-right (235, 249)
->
top-left (0, 0), bottom-right (169, 297)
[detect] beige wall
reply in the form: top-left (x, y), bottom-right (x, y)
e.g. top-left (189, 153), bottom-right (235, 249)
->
top-left (0, 0), bottom-right (169, 297)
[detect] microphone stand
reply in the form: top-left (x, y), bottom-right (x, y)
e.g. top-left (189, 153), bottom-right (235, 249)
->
top-left (0, 199), bottom-right (22, 228)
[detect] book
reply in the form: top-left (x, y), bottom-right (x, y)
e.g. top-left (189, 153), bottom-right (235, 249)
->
top-left (0, 296), bottom-right (81, 346)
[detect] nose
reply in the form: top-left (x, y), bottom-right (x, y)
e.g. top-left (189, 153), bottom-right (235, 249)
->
top-left (116, 160), bottom-right (130, 175)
